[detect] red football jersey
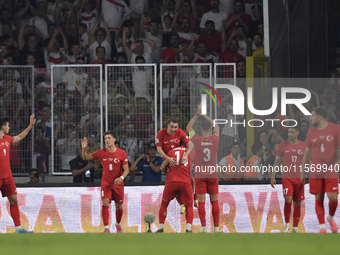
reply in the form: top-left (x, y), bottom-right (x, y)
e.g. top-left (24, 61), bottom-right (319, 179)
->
top-left (306, 122), bottom-right (340, 178)
top-left (191, 132), bottom-right (219, 177)
top-left (166, 147), bottom-right (191, 184)
top-left (0, 135), bottom-right (14, 178)
top-left (156, 128), bottom-right (190, 154)
top-left (92, 148), bottom-right (128, 184)
top-left (276, 140), bottom-right (306, 178)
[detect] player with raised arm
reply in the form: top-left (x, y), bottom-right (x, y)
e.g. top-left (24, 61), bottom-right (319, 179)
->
top-left (157, 143), bottom-right (193, 233)
top-left (301, 107), bottom-right (340, 234)
top-left (82, 131), bottom-right (129, 233)
top-left (271, 126), bottom-right (306, 233)
top-left (156, 117), bottom-right (191, 213)
top-left (186, 106), bottom-right (220, 233)
top-left (0, 115), bottom-right (36, 233)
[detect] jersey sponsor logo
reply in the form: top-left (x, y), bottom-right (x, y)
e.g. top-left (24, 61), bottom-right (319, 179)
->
top-left (326, 135), bottom-right (334, 142)
top-left (313, 138), bottom-right (318, 142)
top-left (292, 149), bottom-right (296, 152)
top-left (109, 158), bottom-right (113, 161)
top-left (214, 133), bottom-right (219, 136)
top-left (114, 158), bottom-right (120, 163)
top-left (170, 138), bottom-right (179, 143)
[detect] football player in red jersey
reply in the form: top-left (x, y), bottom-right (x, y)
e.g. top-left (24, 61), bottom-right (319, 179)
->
top-left (301, 107), bottom-right (340, 234)
top-left (186, 107), bottom-right (220, 233)
top-left (156, 117), bottom-right (191, 213)
top-left (157, 144), bottom-right (193, 233)
top-left (82, 131), bottom-right (129, 233)
top-left (271, 126), bottom-right (306, 233)
top-left (0, 115), bottom-right (36, 233)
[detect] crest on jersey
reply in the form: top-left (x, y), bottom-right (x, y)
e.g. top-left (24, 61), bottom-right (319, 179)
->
top-left (326, 135), bottom-right (334, 142)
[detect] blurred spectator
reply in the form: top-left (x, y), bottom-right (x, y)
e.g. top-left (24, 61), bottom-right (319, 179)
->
top-left (62, 107), bottom-right (78, 130)
top-left (218, 142), bottom-right (245, 181)
top-left (161, 0), bottom-right (176, 29)
top-left (42, 23), bottom-right (57, 53)
top-left (69, 146), bottom-right (99, 183)
top-left (80, 99), bottom-right (100, 134)
top-left (175, 0), bottom-right (198, 33)
top-left (65, 21), bottom-right (80, 49)
top-left (89, 14), bottom-right (112, 63)
top-left (141, 19), bottom-right (162, 63)
top-left (79, 23), bottom-right (89, 47)
top-left (245, 143), bottom-right (264, 180)
top-left (68, 44), bottom-right (87, 64)
top-left (9, 118), bottom-right (25, 174)
top-left (225, 0), bottom-right (252, 36)
top-left (129, 142), bottom-right (162, 182)
top-left (195, 20), bottom-right (222, 55)
top-left (200, 0), bottom-right (228, 33)
top-left (120, 122), bottom-right (143, 164)
top-left (0, 22), bottom-right (13, 44)
top-left (91, 45), bottom-right (112, 68)
top-left (298, 120), bottom-right (309, 142)
top-left (79, 0), bottom-right (101, 33)
top-left (131, 97), bottom-right (153, 138)
top-left (36, 73), bottom-right (54, 105)
top-left (160, 33), bottom-right (179, 63)
top-left (28, 169), bottom-right (41, 183)
top-left (33, 126), bottom-right (51, 173)
top-left (56, 125), bottom-right (79, 172)
top-left (221, 31), bottom-right (245, 63)
top-left (174, 17), bottom-right (198, 46)
top-left (0, 8), bottom-right (15, 36)
top-left (321, 87), bottom-right (340, 122)
top-left (115, 16), bottom-right (136, 53)
top-left (252, 34), bottom-right (264, 57)
top-left (36, 104), bottom-right (60, 141)
top-left (192, 41), bottom-right (219, 63)
top-left (258, 130), bottom-right (270, 166)
top-left (228, 25), bottom-right (252, 57)
top-left (131, 56), bottom-right (153, 101)
top-left (142, 121), bottom-right (156, 147)
top-left (29, 2), bottom-right (55, 40)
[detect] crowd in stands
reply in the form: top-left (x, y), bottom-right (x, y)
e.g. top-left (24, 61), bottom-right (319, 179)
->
top-left (0, 0), bottom-right (338, 183)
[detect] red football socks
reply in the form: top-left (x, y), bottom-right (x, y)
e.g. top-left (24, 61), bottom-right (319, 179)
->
top-left (116, 208), bottom-right (123, 224)
top-left (102, 205), bottom-right (109, 226)
top-left (185, 204), bottom-right (193, 224)
top-left (329, 200), bottom-right (338, 217)
top-left (315, 199), bottom-right (325, 224)
top-left (198, 202), bottom-right (206, 227)
top-left (284, 202), bottom-right (292, 223)
top-left (10, 204), bottom-right (21, 227)
top-left (159, 200), bottom-right (169, 224)
top-left (211, 200), bottom-right (219, 227)
top-left (293, 205), bottom-right (301, 228)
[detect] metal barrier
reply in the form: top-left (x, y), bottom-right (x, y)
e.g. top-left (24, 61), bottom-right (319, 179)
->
top-left (51, 64), bottom-right (103, 175)
top-left (0, 66), bottom-right (34, 176)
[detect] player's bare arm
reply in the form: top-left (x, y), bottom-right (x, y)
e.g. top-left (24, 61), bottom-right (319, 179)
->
top-left (157, 146), bottom-right (175, 166)
top-left (82, 137), bottom-right (94, 160)
top-left (147, 155), bottom-right (161, 173)
top-left (13, 115), bottom-right (36, 143)
top-left (301, 147), bottom-right (311, 185)
top-left (181, 142), bottom-right (191, 164)
top-left (271, 156), bottom-right (281, 188)
top-left (160, 158), bottom-right (169, 173)
top-left (217, 164), bottom-right (228, 181)
top-left (186, 109), bottom-right (200, 133)
top-left (130, 154), bottom-right (146, 171)
top-left (202, 114), bottom-right (220, 134)
top-left (114, 164), bottom-right (129, 185)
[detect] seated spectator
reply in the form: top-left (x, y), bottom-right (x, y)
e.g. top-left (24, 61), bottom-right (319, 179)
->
top-left (173, 17), bottom-right (198, 46)
top-left (69, 146), bottom-right (99, 183)
top-left (129, 143), bottom-right (162, 182)
top-left (120, 122), bottom-right (143, 164)
top-left (79, 0), bottom-right (101, 33)
top-left (175, 0), bottom-right (198, 33)
top-left (195, 20), bottom-right (222, 55)
top-left (88, 14), bottom-right (111, 63)
top-left (140, 19), bottom-right (162, 63)
top-left (245, 143), bottom-right (264, 180)
top-left (218, 142), bottom-right (245, 181)
top-left (42, 23), bottom-right (57, 53)
top-left (251, 22), bottom-right (264, 50)
top-left (56, 125), bottom-right (79, 172)
top-left (225, 0), bottom-right (252, 36)
top-left (28, 169), bottom-right (41, 183)
top-left (252, 34), bottom-right (264, 57)
top-left (33, 127), bottom-right (51, 173)
top-left (298, 120), bottom-right (309, 142)
top-left (131, 56), bottom-right (153, 101)
top-left (200, 0), bottom-right (228, 33)
top-left (160, 34), bottom-right (179, 63)
top-left (192, 41), bottom-right (219, 63)
top-left (29, 1), bottom-right (55, 40)
top-left (228, 25), bottom-right (252, 57)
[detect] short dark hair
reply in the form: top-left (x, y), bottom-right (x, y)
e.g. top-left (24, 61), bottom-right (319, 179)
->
top-left (179, 40), bottom-right (188, 45)
top-left (287, 125), bottom-right (300, 132)
top-left (229, 142), bottom-right (240, 152)
top-left (313, 107), bottom-right (328, 120)
top-left (29, 168), bottom-right (38, 174)
top-left (95, 28), bottom-right (106, 37)
top-left (47, 23), bottom-right (56, 30)
top-left (300, 120), bottom-right (309, 127)
top-left (116, 52), bottom-right (127, 60)
top-left (96, 46), bottom-right (105, 53)
top-left (181, 17), bottom-right (191, 24)
top-left (79, 23), bottom-right (87, 30)
top-left (205, 20), bottom-right (215, 27)
top-left (135, 55), bottom-right (145, 63)
top-left (104, 130), bottom-right (117, 139)
top-left (2, 21), bottom-right (12, 28)
top-left (252, 143), bottom-right (262, 155)
top-left (168, 117), bottom-right (179, 124)
top-left (41, 104), bottom-right (51, 110)
top-left (76, 56), bottom-right (85, 62)
top-left (0, 118), bottom-right (9, 129)
top-left (149, 20), bottom-right (158, 26)
top-left (170, 33), bottom-right (179, 39)
top-left (198, 41), bottom-right (207, 47)
top-left (236, 59), bottom-right (245, 65)
top-left (200, 118), bottom-right (211, 131)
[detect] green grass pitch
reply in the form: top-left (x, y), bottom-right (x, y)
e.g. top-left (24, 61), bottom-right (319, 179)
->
top-left (0, 233), bottom-right (339, 255)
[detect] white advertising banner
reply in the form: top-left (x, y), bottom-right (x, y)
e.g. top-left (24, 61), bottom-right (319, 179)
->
top-left (0, 185), bottom-right (338, 233)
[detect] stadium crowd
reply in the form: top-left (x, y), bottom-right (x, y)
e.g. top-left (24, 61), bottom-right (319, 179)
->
top-left (0, 0), bottom-right (339, 183)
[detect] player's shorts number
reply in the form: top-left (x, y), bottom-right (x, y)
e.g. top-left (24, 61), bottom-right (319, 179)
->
top-left (321, 143), bottom-right (325, 152)
top-left (101, 191), bottom-right (104, 197)
top-left (283, 188), bottom-right (288, 195)
top-left (109, 164), bottom-right (113, 170)
top-left (203, 148), bottom-right (211, 162)
top-left (175, 151), bottom-right (188, 166)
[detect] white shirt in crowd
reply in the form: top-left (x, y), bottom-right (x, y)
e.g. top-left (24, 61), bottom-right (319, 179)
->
top-left (81, 9), bottom-right (99, 33)
top-left (62, 70), bottom-right (88, 98)
top-left (30, 15), bottom-right (55, 40)
top-left (200, 10), bottom-right (228, 32)
top-left (132, 66), bottom-right (152, 101)
top-left (131, 47), bottom-right (153, 64)
top-left (143, 32), bottom-right (162, 63)
top-left (88, 39), bottom-right (111, 63)
top-left (101, 0), bottom-right (132, 30)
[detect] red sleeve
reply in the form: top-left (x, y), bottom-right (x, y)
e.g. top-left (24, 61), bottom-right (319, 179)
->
top-left (225, 13), bottom-right (233, 23)
top-left (276, 142), bottom-right (284, 157)
top-left (336, 126), bottom-right (340, 146)
top-left (92, 150), bottom-right (101, 160)
top-left (121, 150), bottom-right (128, 166)
top-left (8, 135), bottom-right (14, 145)
top-left (180, 129), bottom-right (190, 144)
top-left (306, 130), bottom-right (312, 148)
top-left (156, 130), bottom-right (163, 147)
top-left (195, 35), bottom-right (203, 48)
top-left (160, 49), bottom-right (167, 60)
top-left (213, 132), bottom-right (220, 143)
top-left (244, 14), bottom-right (252, 27)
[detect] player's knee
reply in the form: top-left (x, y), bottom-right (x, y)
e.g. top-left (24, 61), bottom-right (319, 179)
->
top-left (116, 203), bottom-right (122, 210)
top-left (328, 194), bottom-right (338, 203)
top-left (284, 197), bottom-right (293, 203)
top-left (8, 196), bottom-right (18, 205)
top-left (293, 201), bottom-right (301, 207)
top-left (163, 212), bottom-right (167, 217)
top-left (102, 199), bottom-right (110, 206)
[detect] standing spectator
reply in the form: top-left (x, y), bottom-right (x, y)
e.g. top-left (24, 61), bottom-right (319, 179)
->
top-left (160, 0), bottom-right (176, 28)
top-left (120, 122), bottom-right (143, 164)
top-left (41, 23), bottom-right (57, 53)
top-left (298, 120), bottom-right (309, 142)
top-left (195, 20), bottom-right (222, 55)
top-left (227, 25), bottom-right (252, 57)
top-left (29, 1), bottom-right (55, 40)
top-left (131, 56), bottom-right (153, 101)
top-left (36, 73), bottom-right (55, 105)
top-left (33, 127), bottom-right (51, 173)
top-left (129, 143), bottom-right (162, 182)
top-left (115, 16), bottom-right (136, 53)
top-left (225, 0), bottom-right (252, 36)
top-left (79, 23), bottom-right (89, 47)
top-left (140, 19), bottom-right (162, 63)
top-left (192, 41), bottom-right (218, 63)
top-left (79, 99), bottom-right (101, 135)
top-left (160, 34), bottom-right (179, 63)
top-left (252, 34), bottom-right (264, 57)
top-left (88, 14), bottom-right (112, 63)
top-left (200, 0), bottom-right (228, 33)
top-left (91, 46), bottom-right (112, 67)
top-left (36, 104), bottom-right (60, 141)
top-left (174, 17), bottom-right (198, 46)
top-left (79, 0), bottom-right (101, 33)
top-left (175, 0), bottom-right (198, 33)
top-left (67, 44), bottom-right (87, 64)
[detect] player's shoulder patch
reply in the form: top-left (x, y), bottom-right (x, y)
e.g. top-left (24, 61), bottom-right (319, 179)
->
top-left (156, 138), bottom-right (159, 143)
top-left (189, 131), bottom-right (195, 139)
top-left (214, 132), bottom-right (219, 136)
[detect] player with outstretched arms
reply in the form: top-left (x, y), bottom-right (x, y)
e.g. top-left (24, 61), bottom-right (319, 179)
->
top-left (186, 106), bottom-right (220, 233)
top-left (301, 107), bottom-right (340, 234)
top-left (157, 143), bottom-right (193, 233)
top-left (0, 115), bottom-right (36, 233)
top-left (271, 126), bottom-right (306, 233)
top-left (156, 117), bottom-right (191, 213)
top-left (82, 131), bottom-right (129, 233)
